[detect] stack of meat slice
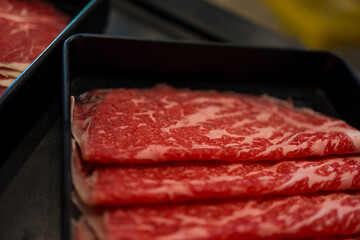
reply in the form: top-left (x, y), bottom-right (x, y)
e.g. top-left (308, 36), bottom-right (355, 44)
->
top-left (0, 0), bottom-right (69, 94)
top-left (71, 84), bottom-right (360, 240)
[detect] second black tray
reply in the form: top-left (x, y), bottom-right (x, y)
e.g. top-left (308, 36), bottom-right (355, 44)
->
top-left (0, 0), bottom-right (109, 168)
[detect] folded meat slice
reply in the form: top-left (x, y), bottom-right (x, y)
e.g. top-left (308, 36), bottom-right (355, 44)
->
top-left (73, 191), bottom-right (360, 240)
top-left (72, 84), bottom-right (360, 163)
top-left (73, 216), bottom-right (360, 240)
top-left (72, 141), bottom-right (360, 206)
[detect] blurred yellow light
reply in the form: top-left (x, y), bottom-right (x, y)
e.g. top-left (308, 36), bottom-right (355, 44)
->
top-left (263, 0), bottom-right (360, 49)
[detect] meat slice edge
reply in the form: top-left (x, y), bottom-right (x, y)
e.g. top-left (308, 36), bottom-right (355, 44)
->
top-left (73, 217), bottom-right (99, 240)
top-left (72, 193), bottom-right (107, 240)
top-left (71, 89), bottom-right (109, 160)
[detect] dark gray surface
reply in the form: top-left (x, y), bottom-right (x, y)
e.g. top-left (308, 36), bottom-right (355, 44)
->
top-left (0, 0), bottom-right (299, 239)
top-left (0, 120), bottom-right (62, 240)
top-left (105, 0), bottom-right (207, 41)
top-left (129, 0), bottom-right (301, 47)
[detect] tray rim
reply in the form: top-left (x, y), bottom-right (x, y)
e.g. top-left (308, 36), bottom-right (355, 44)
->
top-left (63, 33), bottom-right (360, 83)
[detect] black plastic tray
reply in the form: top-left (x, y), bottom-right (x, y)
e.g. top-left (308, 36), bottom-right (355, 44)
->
top-left (0, 0), bottom-right (109, 168)
top-left (63, 34), bottom-right (360, 239)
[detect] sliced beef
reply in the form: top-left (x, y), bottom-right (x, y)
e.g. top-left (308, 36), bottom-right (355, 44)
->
top-left (72, 84), bottom-right (360, 163)
top-left (74, 191), bottom-right (360, 240)
top-left (71, 85), bottom-right (360, 240)
top-left (72, 141), bottom-right (360, 206)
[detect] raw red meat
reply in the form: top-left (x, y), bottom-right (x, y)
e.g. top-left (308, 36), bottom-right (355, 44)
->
top-left (0, 0), bottom-right (69, 89)
top-left (73, 220), bottom-right (360, 240)
top-left (73, 218), bottom-right (360, 240)
top-left (0, 0), bottom-right (69, 63)
top-left (74, 191), bottom-right (360, 240)
top-left (72, 84), bottom-right (360, 163)
top-left (72, 140), bottom-right (360, 206)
